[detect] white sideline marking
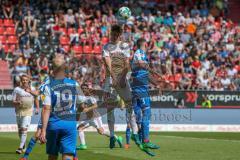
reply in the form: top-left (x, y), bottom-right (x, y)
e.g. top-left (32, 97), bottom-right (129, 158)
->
top-left (161, 135), bottom-right (240, 143)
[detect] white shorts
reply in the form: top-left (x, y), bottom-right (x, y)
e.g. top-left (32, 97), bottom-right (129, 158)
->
top-left (16, 116), bottom-right (31, 129)
top-left (103, 77), bottom-right (132, 104)
top-left (115, 80), bottom-right (132, 102)
top-left (78, 116), bottom-right (103, 129)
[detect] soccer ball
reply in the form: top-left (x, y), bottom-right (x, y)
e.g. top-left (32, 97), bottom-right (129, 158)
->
top-left (118, 7), bottom-right (131, 19)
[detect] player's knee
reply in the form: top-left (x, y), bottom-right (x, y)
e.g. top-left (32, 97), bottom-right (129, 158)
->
top-left (20, 128), bottom-right (28, 134)
top-left (98, 128), bottom-right (104, 135)
top-left (78, 126), bottom-right (84, 132)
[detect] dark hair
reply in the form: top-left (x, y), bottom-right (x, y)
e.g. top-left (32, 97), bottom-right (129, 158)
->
top-left (137, 38), bottom-right (146, 48)
top-left (111, 25), bottom-right (122, 39)
top-left (81, 83), bottom-right (89, 89)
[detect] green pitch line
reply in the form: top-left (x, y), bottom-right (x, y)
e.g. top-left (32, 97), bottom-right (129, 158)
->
top-left (0, 132), bottom-right (240, 160)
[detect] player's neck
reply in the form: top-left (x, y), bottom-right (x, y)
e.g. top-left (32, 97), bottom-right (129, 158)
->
top-left (110, 37), bottom-right (120, 44)
top-left (140, 47), bottom-right (146, 52)
top-left (53, 71), bottom-right (65, 80)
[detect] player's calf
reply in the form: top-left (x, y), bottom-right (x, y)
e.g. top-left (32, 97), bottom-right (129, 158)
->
top-left (16, 128), bottom-right (28, 154)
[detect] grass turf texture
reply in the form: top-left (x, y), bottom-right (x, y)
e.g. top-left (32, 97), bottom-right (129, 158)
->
top-left (0, 132), bottom-right (240, 160)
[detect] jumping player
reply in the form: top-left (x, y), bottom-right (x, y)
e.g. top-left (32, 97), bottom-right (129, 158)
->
top-left (102, 24), bottom-right (133, 148)
top-left (131, 38), bottom-right (161, 156)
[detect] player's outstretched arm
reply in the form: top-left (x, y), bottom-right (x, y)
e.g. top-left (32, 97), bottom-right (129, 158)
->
top-left (39, 105), bottom-right (50, 144)
top-left (34, 96), bottom-right (40, 115)
top-left (39, 85), bottom-right (51, 144)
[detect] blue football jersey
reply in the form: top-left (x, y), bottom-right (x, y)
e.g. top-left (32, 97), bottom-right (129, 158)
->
top-left (131, 49), bottom-right (150, 97)
top-left (42, 77), bottom-right (83, 129)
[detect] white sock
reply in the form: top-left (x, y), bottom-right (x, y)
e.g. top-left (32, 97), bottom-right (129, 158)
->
top-left (107, 109), bottom-right (115, 137)
top-left (19, 133), bottom-right (27, 148)
top-left (102, 130), bottom-right (110, 137)
top-left (78, 130), bottom-right (86, 145)
top-left (130, 118), bottom-right (138, 134)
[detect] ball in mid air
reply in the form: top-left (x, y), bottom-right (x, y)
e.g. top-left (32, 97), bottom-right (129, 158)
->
top-left (118, 6), bottom-right (131, 19)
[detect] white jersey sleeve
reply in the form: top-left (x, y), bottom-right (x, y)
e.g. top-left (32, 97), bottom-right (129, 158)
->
top-left (75, 82), bottom-right (87, 104)
top-left (86, 96), bottom-right (97, 105)
top-left (12, 87), bottom-right (19, 101)
top-left (121, 42), bottom-right (130, 58)
top-left (102, 45), bottom-right (110, 57)
top-left (42, 85), bottom-right (51, 106)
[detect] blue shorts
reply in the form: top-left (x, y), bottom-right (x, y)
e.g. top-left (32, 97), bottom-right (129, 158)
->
top-left (132, 96), bottom-right (151, 123)
top-left (46, 127), bottom-right (76, 155)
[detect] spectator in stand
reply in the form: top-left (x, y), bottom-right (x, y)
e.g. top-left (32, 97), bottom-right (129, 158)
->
top-left (179, 72), bottom-right (192, 90)
top-left (220, 74), bottom-right (231, 90)
top-left (5, 0), bottom-right (239, 91)
top-left (65, 9), bottom-right (76, 28)
top-left (36, 53), bottom-right (48, 72)
top-left (24, 10), bottom-right (40, 48)
top-left (13, 53), bottom-right (30, 83)
top-left (0, 42), bottom-right (5, 61)
top-left (70, 28), bottom-right (79, 45)
top-left (2, 0), bottom-right (14, 18)
top-left (23, 43), bottom-right (33, 59)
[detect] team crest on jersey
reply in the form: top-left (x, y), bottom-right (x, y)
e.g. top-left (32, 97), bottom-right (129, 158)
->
top-left (41, 94), bottom-right (46, 101)
top-left (119, 42), bottom-right (129, 50)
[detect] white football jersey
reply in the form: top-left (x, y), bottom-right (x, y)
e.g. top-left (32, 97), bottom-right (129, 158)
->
top-left (12, 86), bottom-right (35, 116)
top-left (102, 41), bottom-right (130, 76)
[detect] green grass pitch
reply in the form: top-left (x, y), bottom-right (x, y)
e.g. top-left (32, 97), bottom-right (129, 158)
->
top-left (0, 132), bottom-right (240, 160)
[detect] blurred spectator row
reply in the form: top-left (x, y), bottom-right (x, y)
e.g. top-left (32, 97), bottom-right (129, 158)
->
top-left (0, 0), bottom-right (240, 91)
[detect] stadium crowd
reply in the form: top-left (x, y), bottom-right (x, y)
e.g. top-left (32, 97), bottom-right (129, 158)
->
top-left (1, 0), bottom-right (240, 91)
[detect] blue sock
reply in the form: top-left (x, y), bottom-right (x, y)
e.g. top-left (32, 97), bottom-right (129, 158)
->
top-left (126, 127), bottom-right (131, 144)
top-left (74, 151), bottom-right (77, 158)
top-left (23, 137), bottom-right (37, 158)
top-left (138, 127), bottom-right (143, 143)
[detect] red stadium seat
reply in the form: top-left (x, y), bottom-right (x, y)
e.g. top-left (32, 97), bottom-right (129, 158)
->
top-left (2, 44), bottom-right (9, 52)
top-left (63, 45), bottom-right (70, 52)
top-left (59, 28), bottom-right (67, 35)
top-left (0, 35), bottom-right (7, 44)
top-left (60, 36), bottom-right (70, 45)
top-left (7, 36), bottom-right (18, 44)
top-left (83, 45), bottom-right (93, 54)
top-left (85, 20), bottom-right (92, 26)
top-left (174, 73), bottom-right (182, 82)
top-left (9, 45), bottom-right (16, 53)
top-left (5, 27), bottom-right (15, 35)
top-left (0, 27), bottom-right (5, 35)
top-left (67, 28), bottom-right (75, 35)
top-left (93, 45), bottom-right (102, 54)
top-left (78, 28), bottom-right (84, 34)
top-left (0, 19), bottom-right (3, 26)
top-left (234, 65), bottom-right (240, 72)
top-left (101, 37), bottom-right (109, 45)
top-left (73, 45), bottom-right (83, 55)
top-left (3, 19), bottom-right (14, 27)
